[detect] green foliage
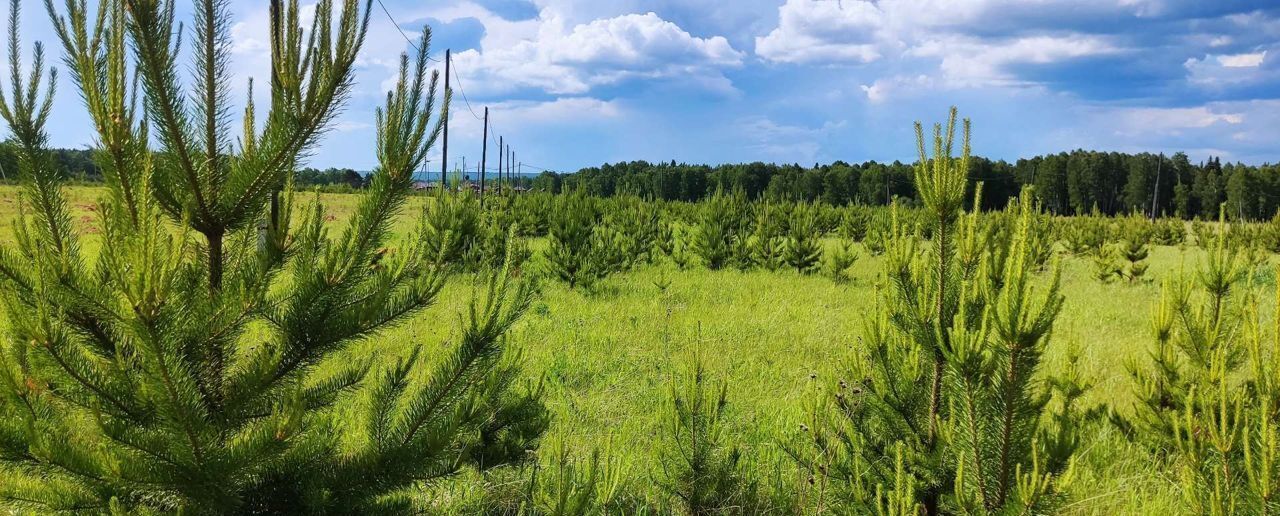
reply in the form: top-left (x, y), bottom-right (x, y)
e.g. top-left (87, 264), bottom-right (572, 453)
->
top-left (691, 190), bottom-right (748, 270)
top-left (544, 193), bottom-right (606, 289)
top-left (783, 203), bottom-right (823, 274)
top-left (424, 191), bottom-right (482, 262)
top-left (0, 4), bottom-right (546, 513)
top-left (823, 239), bottom-right (859, 284)
top-left (511, 193), bottom-right (553, 237)
top-left (1058, 216), bottom-right (1108, 256)
top-left (840, 206), bottom-right (871, 242)
top-left (1092, 244), bottom-right (1124, 283)
top-left (657, 219), bottom-right (678, 258)
top-left (1091, 237), bottom-right (1150, 284)
top-left (1119, 218), bottom-right (1249, 449)
top-left (655, 356), bottom-right (750, 514)
top-left (1116, 212), bottom-right (1280, 513)
top-left (864, 224), bottom-right (889, 256)
top-left (1119, 240), bottom-right (1150, 282)
top-left (529, 440), bottom-right (631, 515)
top-left (749, 202), bottom-right (787, 271)
top-left (795, 109), bottom-right (1078, 514)
top-left (603, 196), bottom-right (661, 270)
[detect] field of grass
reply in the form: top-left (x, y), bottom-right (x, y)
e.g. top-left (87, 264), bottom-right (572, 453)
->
top-left (1, 185), bottom-right (1266, 513)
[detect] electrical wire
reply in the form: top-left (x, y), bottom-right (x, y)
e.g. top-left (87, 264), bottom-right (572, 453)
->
top-left (375, 0), bottom-right (440, 62)
top-left (379, 0), bottom-right (529, 173)
top-left (450, 63), bottom-right (485, 121)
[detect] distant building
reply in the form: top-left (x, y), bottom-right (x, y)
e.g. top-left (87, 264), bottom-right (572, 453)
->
top-left (408, 180), bottom-right (526, 194)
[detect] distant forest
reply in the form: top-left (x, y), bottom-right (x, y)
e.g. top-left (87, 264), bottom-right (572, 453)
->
top-left (0, 142), bottom-right (365, 189)
top-left (530, 152), bottom-right (1280, 220)
top-left (6, 142), bottom-right (1278, 220)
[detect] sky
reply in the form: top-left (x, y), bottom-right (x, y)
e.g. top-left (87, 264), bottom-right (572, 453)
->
top-left (7, 0), bottom-right (1280, 172)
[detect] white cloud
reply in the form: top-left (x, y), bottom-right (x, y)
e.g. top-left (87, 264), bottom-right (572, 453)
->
top-left (491, 97), bottom-right (623, 123)
top-left (1065, 100), bottom-right (1280, 163)
top-left (755, 0), bottom-right (888, 64)
top-left (447, 10), bottom-right (743, 95)
top-left (912, 34), bottom-right (1119, 87)
top-left (756, 0), bottom-right (1126, 107)
top-left (425, 96), bottom-right (625, 166)
top-left (1218, 51), bottom-right (1267, 67)
top-left (860, 74), bottom-right (935, 103)
top-left (1185, 50), bottom-right (1271, 86)
top-left (1109, 106), bottom-right (1244, 133)
top-left (756, 0), bottom-right (1129, 68)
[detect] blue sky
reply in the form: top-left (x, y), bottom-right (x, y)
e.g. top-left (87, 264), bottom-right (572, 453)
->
top-left (9, 0), bottom-right (1280, 172)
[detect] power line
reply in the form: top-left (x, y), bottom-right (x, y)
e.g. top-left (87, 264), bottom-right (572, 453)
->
top-left (520, 162), bottom-right (557, 172)
top-left (375, 0), bottom-right (440, 62)
top-left (450, 62), bottom-right (485, 121)
top-left (377, 0), bottom-right (527, 182)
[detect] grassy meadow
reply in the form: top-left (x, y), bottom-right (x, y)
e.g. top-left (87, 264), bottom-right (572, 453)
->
top-left (3, 185), bottom-right (1259, 513)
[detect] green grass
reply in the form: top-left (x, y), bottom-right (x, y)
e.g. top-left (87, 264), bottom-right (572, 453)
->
top-left (0, 185), bottom-right (1261, 513)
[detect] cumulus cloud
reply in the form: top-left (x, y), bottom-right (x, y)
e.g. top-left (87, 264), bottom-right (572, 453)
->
top-left (911, 34), bottom-right (1121, 87)
top-left (755, 0), bottom-right (1133, 67)
top-left (227, 0), bottom-right (417, 101)
top-left (755, 0), bottom-right (888, 64)
top-left (449, 10), bottom-right (743, 95)
top-left (754, 0), bottom-right (1132, 106)
top-left (1110, 106), bottom-right (1244, 133)
top-left (1218, 51), bottom-right (1267, 67)
top-left (1185, 48), bottom-right (1274, 87)
top-left (860, 75), bottom-right (935, 103)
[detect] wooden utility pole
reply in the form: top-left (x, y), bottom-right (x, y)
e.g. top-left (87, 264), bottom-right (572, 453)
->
top-left (1151, 152), bottom-right (1163, 220)
top-left (480, 106), bottom-right (489, 201)
top-left (498, 136), bottom-right (504, 193)
top-left (440, 49), bottom-right (451, 187)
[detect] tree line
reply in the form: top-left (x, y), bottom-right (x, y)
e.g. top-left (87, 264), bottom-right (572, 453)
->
top-left (0, 142), bottom-right (367, 188)
top-left (8, 135), bottom-right (1277, 222)
top-left (531, 151), bottom-right (1280, 220)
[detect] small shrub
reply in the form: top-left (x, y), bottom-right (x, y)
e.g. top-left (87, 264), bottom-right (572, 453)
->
top-left (655, 357), bottom-right (750, 514)
top-left (823, 239), bottom-right (859, 283)
top-left (783, 204), bottom-right (822, 274)
top-left (691, 190), bottom-right (748, 270)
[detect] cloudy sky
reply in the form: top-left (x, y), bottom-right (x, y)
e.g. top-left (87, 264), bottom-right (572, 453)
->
top-left (10, 0), bottom-right (1280, 172)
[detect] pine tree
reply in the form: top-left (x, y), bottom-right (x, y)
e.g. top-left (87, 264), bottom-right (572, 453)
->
top-left (691, 189), bottom-right (747, 270)
top-left (604, 196), bottom-right (660, 270)
top-left (655, 356), bottom-right (748, 514)
top-left (823, 239), bottom-right (858, 284)
top-left (544, 192), bottom-right (608, 289)
top-left (749, 202), bottom-right (787, 271)
top-left (423, 191), bottom-right (482, 265)
top-left (783, 203), bottom-right (822, 274)
top-left (1118, 239), bottom-right (1150, 282)
top-left (795, 109), bottom-right (1080, 514)
top-left (1092, 243), bottom-right (1123, 283)
top-left (0, 2), bottom-right (545, 512)
top-left (530, 439), bottom-right (630, 515)
top-left (1115, 213), bottom-right (1272, 514)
